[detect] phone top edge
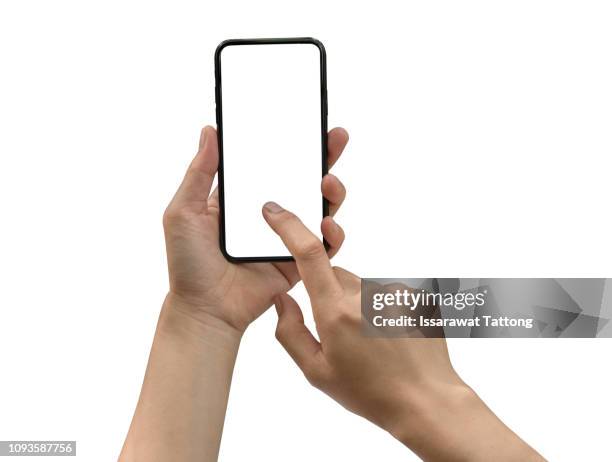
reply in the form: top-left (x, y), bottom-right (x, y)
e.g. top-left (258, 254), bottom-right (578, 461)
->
top-left (215, 38), bottom-right (325, 58)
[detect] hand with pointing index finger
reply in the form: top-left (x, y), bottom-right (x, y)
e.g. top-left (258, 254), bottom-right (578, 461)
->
top-left (261, 203), bottom-right (547, 462)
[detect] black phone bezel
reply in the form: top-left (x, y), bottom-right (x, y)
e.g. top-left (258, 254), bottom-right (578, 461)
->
top-left (214, 37), bottom-right (329, 263)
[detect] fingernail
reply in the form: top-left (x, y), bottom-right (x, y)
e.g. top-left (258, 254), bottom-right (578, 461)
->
top-left (274, 295), bottom-right (284, 315)
top-left (264, 201), bottom-right (284, 213)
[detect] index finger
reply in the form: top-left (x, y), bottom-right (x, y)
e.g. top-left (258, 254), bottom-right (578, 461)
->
top-left (262, 202), bottom-right (342, 301)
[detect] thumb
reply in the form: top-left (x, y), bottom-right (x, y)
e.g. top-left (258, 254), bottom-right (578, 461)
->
top-left (274, 293), bottom-right (326, 385)
top-left (168, 126), bottom-right (218, 214)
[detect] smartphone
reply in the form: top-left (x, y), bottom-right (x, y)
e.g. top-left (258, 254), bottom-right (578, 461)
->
top-left (215, 37), bottom-right (328, 262)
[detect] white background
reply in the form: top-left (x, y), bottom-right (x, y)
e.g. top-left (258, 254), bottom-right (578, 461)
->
top-left (1, 1), bottom-right (611, 461)
top-left (221, 43), bottom-right (322, 258)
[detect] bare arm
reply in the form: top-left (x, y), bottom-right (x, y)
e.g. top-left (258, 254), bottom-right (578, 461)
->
top-left (120, 298), bottom-right (240, 461)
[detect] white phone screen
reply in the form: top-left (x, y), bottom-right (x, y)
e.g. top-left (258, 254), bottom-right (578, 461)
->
top-left (218, 42), bottom-right (325, 259)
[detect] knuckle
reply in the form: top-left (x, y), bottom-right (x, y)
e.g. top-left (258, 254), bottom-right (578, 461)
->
top-left (305, 372), bottom-right (324, 389)
top-left (296, 239), bottom-right (326, 260)
top-left (337, 309), bottom-right (359, 326)
top-left (303, 364), bottom-right (327, 390)
top-left (274, 324), bottom-right (286, 342)
top-left (326, 309), bottom-right (359, 334)
top-left (162, 209), bottom-right (177, 228)
top-left (275, 319), bottom-right (296, 344)
top-left (162, 207), bottom-right (190, 228)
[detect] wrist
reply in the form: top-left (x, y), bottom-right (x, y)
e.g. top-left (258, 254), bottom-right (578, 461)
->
top-left (383, 377), bottom-right (473, 448)
top-left (160, 293), bottom-right (243, 354)
top-left (387, 380), bottom-right (544, 462)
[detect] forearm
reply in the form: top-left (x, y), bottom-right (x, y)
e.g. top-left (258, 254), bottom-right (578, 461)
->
top-left (120, 295), bottom-right (241, 462)
top-left (387, 382), bottom-right (545, 462)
